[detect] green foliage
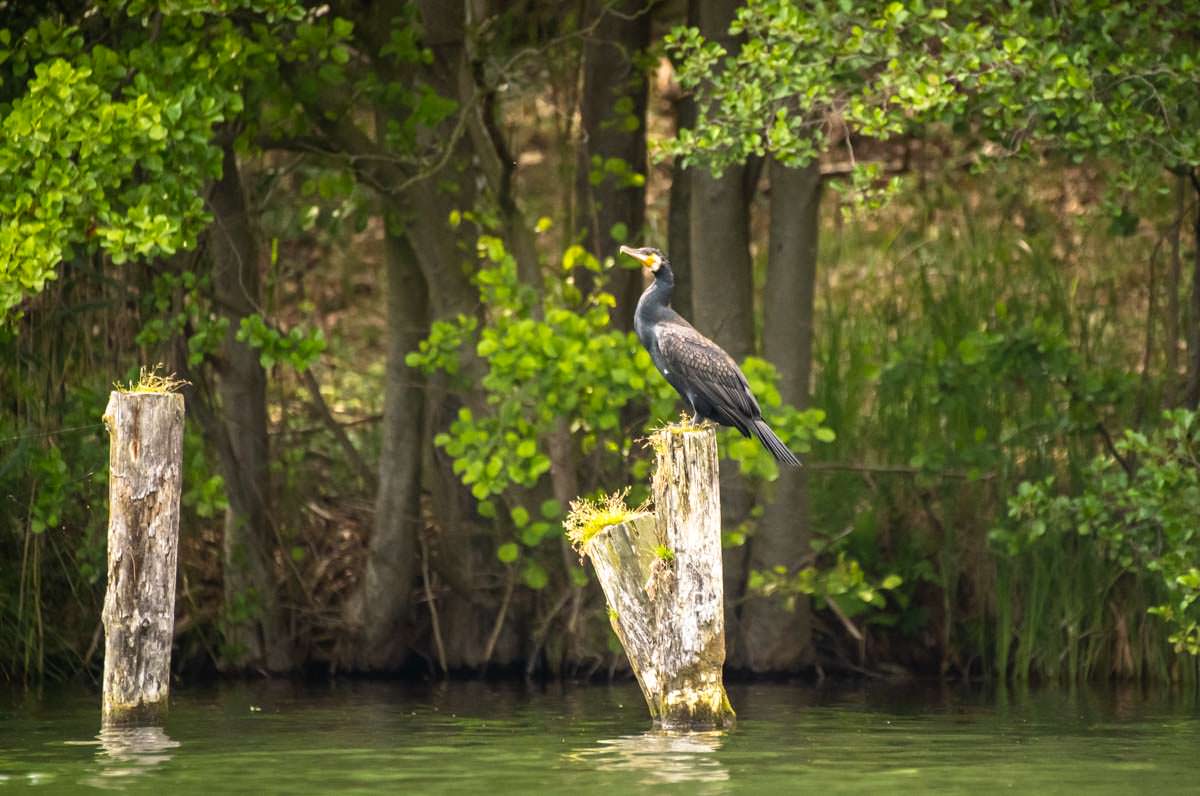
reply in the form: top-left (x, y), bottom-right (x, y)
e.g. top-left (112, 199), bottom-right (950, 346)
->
top-left (587, 154), bottom-right (645, 192)
top-left (182, 425), bottom-right (228, 520)
top-left (0, 0), bottom-right (325, 322)
top-left (749, 554), bottom-right (903, 616)
top-left (135, 269), bottom-right (230, 366)
top-left (236, 314), bottom-right (326, 372)
top-left (805, 169), bottom-right (1163, 678)
top-left (27, 445), bottom-right (69, 535)
top-left (0, 378), bottom-right (112, 679)
top-left (665, 0), bottom-right (1200, 202)
top-left (720, 356), bottom-right (831, 480)
top-left (1003, 411), bottom-right (1200, 655)
top-left (0, 51), bottom-right (221, 315)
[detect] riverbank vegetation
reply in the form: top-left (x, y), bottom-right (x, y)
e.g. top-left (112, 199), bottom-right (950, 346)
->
top-left (2, 0), bottom-right (1199, 686)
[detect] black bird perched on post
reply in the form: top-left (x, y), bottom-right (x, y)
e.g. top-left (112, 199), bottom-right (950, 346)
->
top-left (620, 245), bottom-right (801, 467)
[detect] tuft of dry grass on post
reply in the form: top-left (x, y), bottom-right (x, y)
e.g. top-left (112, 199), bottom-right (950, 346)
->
top-left (641, 413), bottom-right (714, 451)
top-left (564, 487), bottom-right (649, 553)
top-left (115, 364), bottom-right (190, 395)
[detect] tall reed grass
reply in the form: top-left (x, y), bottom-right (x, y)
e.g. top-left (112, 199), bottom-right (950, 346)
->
top-left (807, 166), bottom-right (1188, 681)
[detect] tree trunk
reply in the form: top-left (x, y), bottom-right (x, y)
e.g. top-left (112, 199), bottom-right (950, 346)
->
top-left (208, 140), bottom-right (289, 672)
top-left (101, 391), bottom-right (184, 724)
top-left (1165, 173), bottom-right (1184, 403)
top-left (740, 158), bottom-right (821, 672)
top-left (344, 227), bottom-right (429, 669)
top-left (1184, 171), bottom-right (1200, 408)
top-left (689, 0), bottom-right (757, 666)
top-left (576, 0), bottom-right (651, 329)
top-left (285, 1), bottom-right (492, 669)
top-left (409, 0), bottom-right (482, 321)
top-left (580, 426), bottom-right (733, 728)
top-left (666, 71), bottom-right (695, 321)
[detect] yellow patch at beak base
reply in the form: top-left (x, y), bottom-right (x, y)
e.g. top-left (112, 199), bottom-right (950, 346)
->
top-left (619, 245), bottom-right (659, 271)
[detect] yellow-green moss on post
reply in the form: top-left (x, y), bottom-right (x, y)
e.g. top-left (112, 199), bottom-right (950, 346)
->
top-left (101, 386), bottom-right (185, 725)
top-left (570, 425), bottom-right (734, 729)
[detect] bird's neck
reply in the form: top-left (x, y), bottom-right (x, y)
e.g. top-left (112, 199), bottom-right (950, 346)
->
top-left (639, 267), bottom-right (674, 314)
top-left (634, 266), bottom-right (677, 352)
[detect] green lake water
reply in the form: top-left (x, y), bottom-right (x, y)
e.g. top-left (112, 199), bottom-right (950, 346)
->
top-left (2, 680), bottom-right (1198, 793)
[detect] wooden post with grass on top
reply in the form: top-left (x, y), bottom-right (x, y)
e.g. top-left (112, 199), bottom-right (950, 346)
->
top-left (101, 367), bottom-right (186, 724)
top-left (566, 424), bottom-right (734, 729)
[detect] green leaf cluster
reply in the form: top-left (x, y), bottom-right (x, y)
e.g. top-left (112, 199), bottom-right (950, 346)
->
top-left (665, 0), bottom-right (1200, 197)
top-left (748, 553), bottom-right (903, 616)
top-left (410, 235), bottom-right (677, 505)
top-left (720, 356), bottom-right (833, 480)
top-left (0, 1), bottom-right (324, 321)
top-left (134, 269), bottom-right (229, 366)
top-left (236, 314), bottom-right (326, 372)
top-left (1001, 410), bottom-right (1200, 654)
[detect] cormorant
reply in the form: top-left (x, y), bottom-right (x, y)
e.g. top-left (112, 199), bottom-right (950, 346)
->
top-left (620, 245), bottom-right (801, 467)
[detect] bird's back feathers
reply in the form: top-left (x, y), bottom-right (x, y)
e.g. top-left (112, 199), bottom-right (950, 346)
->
top-left (655, 322), bottom-right (759, 423)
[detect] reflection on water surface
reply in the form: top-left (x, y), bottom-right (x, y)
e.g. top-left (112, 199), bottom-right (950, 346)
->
top-left (573, 729), bottom-right (728, 785)
top-left (1, 680), bottom-right (1197, 793)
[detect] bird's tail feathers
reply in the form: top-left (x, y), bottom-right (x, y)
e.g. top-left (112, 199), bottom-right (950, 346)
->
top-left (752, 419), bottom-right (802, 467)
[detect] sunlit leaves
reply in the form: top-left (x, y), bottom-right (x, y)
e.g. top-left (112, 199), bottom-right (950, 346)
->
top-left (748, 553), bottom-right (904, 615)
top-left (720, 357), bottom-right (834, 480)
top-left (0, 54), bottom-right (221, 316)
top-left (664, 0), bottom-right (1200, 197)
top-left (236, 314), bottom-right (327, 372)
top-left (496, 542), bottom-right (519, 564)
top-left (0, 1), bottom-right (317, 321)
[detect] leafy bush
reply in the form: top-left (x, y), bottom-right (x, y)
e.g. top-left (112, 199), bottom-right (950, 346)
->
top-left (1002, 410), bottom-right (1200, 655)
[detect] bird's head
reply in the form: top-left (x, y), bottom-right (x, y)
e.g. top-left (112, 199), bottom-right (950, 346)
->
top-left (619, 245), bottom-right (668, 274)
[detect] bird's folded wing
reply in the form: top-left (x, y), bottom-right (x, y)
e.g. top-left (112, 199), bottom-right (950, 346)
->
top-left (656, 324), bottom-right (759, 418)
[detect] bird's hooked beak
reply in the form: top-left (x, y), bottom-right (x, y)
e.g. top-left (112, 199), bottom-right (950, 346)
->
top-left (619, 245), bottom-right (662, 273)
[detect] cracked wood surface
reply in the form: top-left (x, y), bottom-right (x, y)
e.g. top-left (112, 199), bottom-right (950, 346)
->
top-left (584, 426), bottom-right (734, 728)
top-left (101, 392), bottom-right (184, 724)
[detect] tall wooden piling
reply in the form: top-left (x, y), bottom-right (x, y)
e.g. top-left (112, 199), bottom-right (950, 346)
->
top-left (101, 389), bottom-right (185, 724)
top-left (575, 425), bottom-right (734, 729)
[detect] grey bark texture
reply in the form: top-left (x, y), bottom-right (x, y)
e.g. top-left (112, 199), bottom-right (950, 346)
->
top-left (1185, 173), bottom-right (1200, 407)
top-left (345, 228), bottom-right (429, 669)
top-left (582, 427), bottom-right (734, 729)
top-left (208, 141), bottom-right (289, 672)
top-left (101, 391), bottom-right (184, 724)
top-left (286, 0), bottom-right (511, 670)
top-left (666, 88), bottom-right (695, 322)
top-left (666, 0), bottom-right (699, 323)
top-left (689, 0), bottom-right (756, 664)
top-left (740, 159), bottom-right (822, 671)
top-left (689, 0), bottom-right (755, 374)
top-left (408, 0), bottom-right (497, 669)
top-left (576, 0), bottom-right (651, 330)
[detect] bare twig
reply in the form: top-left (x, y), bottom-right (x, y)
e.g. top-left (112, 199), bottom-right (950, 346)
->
top-left (419, 532), bottom-right (448, 677)
top-left (525, 587), bottom-right (574, 678)
top-left (299, 368), bottom-right (378, 490)
top-left (823, 594), bottom-right (863, 642)
top-left (481, 567), bottom-right (516, 672)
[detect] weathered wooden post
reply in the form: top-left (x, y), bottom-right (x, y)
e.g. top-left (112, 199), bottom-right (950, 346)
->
top-left (101, 382), bottom-right (185, 724)
top-left (569, 425), bottom-right (734, 729)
